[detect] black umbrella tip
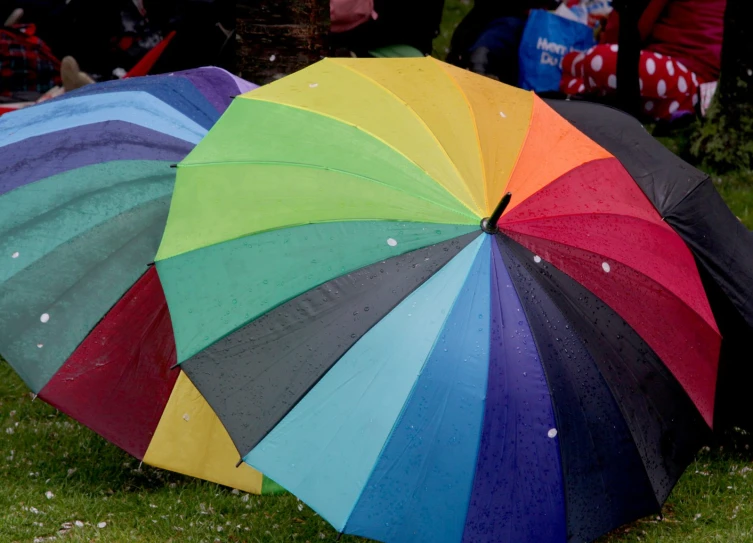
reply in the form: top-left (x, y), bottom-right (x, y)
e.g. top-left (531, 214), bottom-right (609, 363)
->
top-left (480, 217), bottom-right (499, 234)
top-left (170, 163), bottom-right (178, 168)
top-left (481, 192), bottom-right (512, 234)
top-left (235, 458), bottom-right (243, 468)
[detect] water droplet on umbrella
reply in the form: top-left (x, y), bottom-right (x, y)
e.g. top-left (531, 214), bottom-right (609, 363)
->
top-left (548, 428), bottom-right (558, 438)
top-left (364, 307), bottom-right (369, 312)
top-left (182, 413), bottom-right (190, 421)
top-left (269, 54), bottom-right (276, 61)
top-left (387, 238), bottom-right (398, 247)
top-left (534, 255), bottom-right (542, 263)
top-left (40, 313), bottom-right (50, 323)
top-left (37, 344), bottom-right (43, 349)
top-left (309, 83), bottom-right (318, 88)
top-left (11, 251), bottom-right (19, 259)
top-left (602, 262), bottom-right (611, 273)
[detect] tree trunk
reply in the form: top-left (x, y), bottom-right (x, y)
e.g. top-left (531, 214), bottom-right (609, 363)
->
top-left (236, 0), bottom-right (330, 85)
top-left (691, 0), bottom-right (753, 171)
top-left (613, 0), bottom-right (642, 118)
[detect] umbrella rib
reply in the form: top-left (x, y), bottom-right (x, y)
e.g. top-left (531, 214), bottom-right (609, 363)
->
top-left (510, 235), bottom-right (695, 504)
top-left (156, 218), bottom-right (476, 268)
top-left (500, 210), bottom-right (671, 228)
top-left (181, 232), bottom-right (482, 455)
top-left (177, 159), bottom-right (479, 223)
top-left (433, 58), bottom-right (490, 214)
top-left (499, 228), bottom-right (720, 336)
top-left (1, 171), bottom-right (174, 243)
top-left (339, 240), bottom-right (484, 531)
top-left (2, 215), bottom-right (164, 393)
top-left (495, 238), bottom-right (663, 522)
top-left (494, 238), bottom-right (620, 528)
top-left (240, 97), bottom-right (482, 220)
top-left (332, 61), bottom-right (485, 216)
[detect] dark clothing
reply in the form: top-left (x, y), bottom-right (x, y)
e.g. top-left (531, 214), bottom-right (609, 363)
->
top-left (446, 0), bottom-right (557, 69)
top-left (464, 16), bottom-right (527, 84)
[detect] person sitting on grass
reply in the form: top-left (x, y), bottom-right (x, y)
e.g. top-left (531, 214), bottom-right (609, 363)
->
top-left (560, 0), bottom-right (726, 121)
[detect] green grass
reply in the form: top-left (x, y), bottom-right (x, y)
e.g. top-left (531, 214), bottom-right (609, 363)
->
top-left (0, 362), bottom-right (369, 543)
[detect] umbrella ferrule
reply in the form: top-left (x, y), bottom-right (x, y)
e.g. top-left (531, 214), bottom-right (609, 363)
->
top-left (481, 192), bottom-right (512, 234)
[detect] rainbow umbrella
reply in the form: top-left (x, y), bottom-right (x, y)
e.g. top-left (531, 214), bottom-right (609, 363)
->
top-left (0, 68), bottom-right (282, 495)
top-left (154, 58), bottom-right (720, 542)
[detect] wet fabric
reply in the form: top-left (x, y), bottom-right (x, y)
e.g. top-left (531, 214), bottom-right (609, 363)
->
top-left (546, 98), bottom-right (753, 431)
top-left (0, 67), bottom-right (282, 494)
top-left (155, 58), bottom-right (723, 543)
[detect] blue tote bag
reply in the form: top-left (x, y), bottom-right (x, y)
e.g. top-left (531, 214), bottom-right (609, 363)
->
top-left (518, 9), bottom-right (596, 93)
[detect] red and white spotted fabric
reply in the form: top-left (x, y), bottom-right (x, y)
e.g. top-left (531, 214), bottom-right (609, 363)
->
top-left (561, 44), bottom-right (701, 121)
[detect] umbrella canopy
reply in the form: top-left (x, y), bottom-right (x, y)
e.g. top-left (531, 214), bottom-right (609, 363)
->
top-left (543, 99), bottom-right (753, 432)
top-left (0, 67), bottom-right (283, 495)
top-left (154, 57), bottom-right (720, 542)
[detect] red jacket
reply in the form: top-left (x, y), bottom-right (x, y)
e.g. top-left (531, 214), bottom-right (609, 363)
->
top-left (601, 0), bottom-right (726, 82)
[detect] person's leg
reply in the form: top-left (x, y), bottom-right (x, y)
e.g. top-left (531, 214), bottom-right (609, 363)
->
top-left (637, 51), bottom-right (700, 120)
top-left (561, 51), bottom-right (588, 94)
top-left (562, 45), bottom-right (700, 121)
top-left (60, 56), bottom-right (94, 91)
top-left (570, 44), bottom-right (620, 94)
